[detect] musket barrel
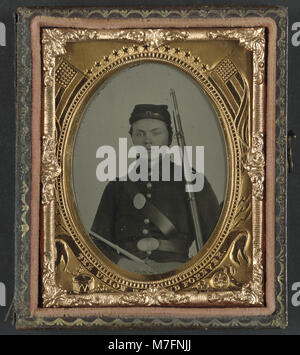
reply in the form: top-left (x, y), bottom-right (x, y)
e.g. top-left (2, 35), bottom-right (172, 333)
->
top-left (170, 88), bottom-right (204, 250)
top-left (170, 89), bottom-right (185, 145)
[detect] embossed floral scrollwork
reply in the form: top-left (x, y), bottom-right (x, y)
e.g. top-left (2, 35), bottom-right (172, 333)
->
top-left (42, 252), bottom-right (68, 307)
top-left (244, 132), bottom-right (265, 200)
top-left (117, 29), bottom-right (189, 48)
top-left (120, 286), bottom-right (190, 306)
top-left (41, 135), bottom-right (61, 205)
top-left (42, 29), bottom-right (104, 87)
top-left (207, 282), bottom-right (263, 305)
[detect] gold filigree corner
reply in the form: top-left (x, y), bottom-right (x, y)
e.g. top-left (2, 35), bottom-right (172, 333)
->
top-left (42, 252), bottom-right (111, 307)
top-left (42, 29), bottom-right (68, 87)
top-left (208, 28), bottom-right (265, 84)
top-left (207, 283), bottom-right (263, 306)
top-left (42, 29), bottom-right (103, 87)
top-left (207, 242), bottom-right (264, 306)
top-left (42, 252), bottom-right (68, 308)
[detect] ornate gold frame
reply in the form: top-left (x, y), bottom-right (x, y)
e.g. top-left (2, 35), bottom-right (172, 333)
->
top-left (14, 7), bottom-right (287, 329)
top-left (41, 26), bottom-right (265, 307)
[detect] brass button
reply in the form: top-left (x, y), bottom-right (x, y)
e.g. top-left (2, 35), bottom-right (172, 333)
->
top-left (133, 193), bottom-right (146, 209)
top-left (146, 193), bottom-right (151, 199)
top-left (142, 229), bottom-right (149, 235)
top-left (146, 182), bottom-right (152, 189)
top-left (144, 218), bottom-right (150, 224)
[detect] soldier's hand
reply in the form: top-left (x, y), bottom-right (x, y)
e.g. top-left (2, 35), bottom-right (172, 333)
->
top-left (117, 258), bottom-right (154, 274)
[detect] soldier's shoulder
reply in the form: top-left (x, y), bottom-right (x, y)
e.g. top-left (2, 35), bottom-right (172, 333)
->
top-left (103, 176), bottom-right (134, 191)
top-left (102, 178), bottom-right (124, 193)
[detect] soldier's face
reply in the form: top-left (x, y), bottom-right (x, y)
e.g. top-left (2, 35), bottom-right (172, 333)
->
top-left (131, 119), bottom-right (169, 152)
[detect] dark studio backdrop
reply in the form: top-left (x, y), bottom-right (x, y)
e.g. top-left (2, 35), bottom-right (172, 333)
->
top-left (0, 0), bottom-right (300, 337)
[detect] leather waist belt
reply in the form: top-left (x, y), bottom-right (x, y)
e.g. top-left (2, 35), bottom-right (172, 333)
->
top-left (118, 238), bottom-right (185, 255)
top-left (158, 239), bottom-right (182, 253)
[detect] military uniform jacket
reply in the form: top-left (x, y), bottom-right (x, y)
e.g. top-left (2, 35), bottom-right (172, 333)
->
top-left (91, 162), bottom-right (221, 264)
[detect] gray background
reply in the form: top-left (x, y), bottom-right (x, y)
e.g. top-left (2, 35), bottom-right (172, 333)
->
top-left (0, 0), bottom-right (300, 337)
top-left (73, 62), bottom-right (226, 231)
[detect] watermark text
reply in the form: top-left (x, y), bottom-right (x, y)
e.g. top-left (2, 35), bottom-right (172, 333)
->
top-left (96, 138), bottom-right (204, 192)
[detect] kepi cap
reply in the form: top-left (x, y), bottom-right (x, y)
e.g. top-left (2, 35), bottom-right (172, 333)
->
top-left (129, 104), bottom-right (171, 125)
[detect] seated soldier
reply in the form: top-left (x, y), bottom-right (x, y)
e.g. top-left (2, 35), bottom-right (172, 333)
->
top-left (90, 104), bottom-right (220, 274)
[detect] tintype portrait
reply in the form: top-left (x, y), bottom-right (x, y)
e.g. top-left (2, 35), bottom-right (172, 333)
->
top-left (14, 6), bottom-right (288, 330)
top-left (73, 63), bottom-right (226, 274)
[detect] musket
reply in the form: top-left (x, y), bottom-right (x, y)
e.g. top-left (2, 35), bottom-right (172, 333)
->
top-left (89, 231), bottom-right (158, 272)
top-left (170, 88), bottom-right (204, 251)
